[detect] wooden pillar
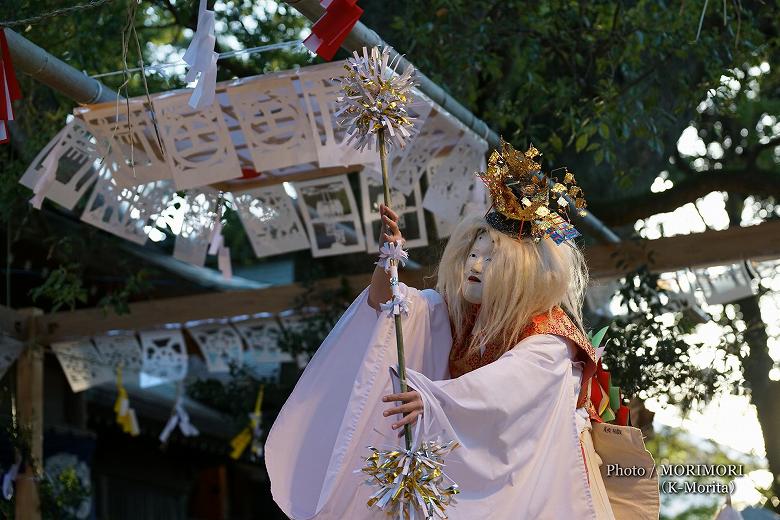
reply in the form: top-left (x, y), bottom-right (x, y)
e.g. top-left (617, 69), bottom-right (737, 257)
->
top-left (15, 308), bottom-right (43, 520)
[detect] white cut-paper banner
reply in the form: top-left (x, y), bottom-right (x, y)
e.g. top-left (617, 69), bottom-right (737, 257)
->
top-left (695, 263), bottom-right (756, 305)
top-left (172, 189), bottom-right (221, 266)
top-left (232, 185), bottom-right (310, 258)
top-left (92, 333), bottom-right (143, 383)
top-left (294, 174), bottom-right (366, 257)
top-left (360, 167), bottom-right (428, 252)
top-left (153, 91), bottom-right (241, 190)
top-left (52, 339), bottom-right (115, 393)
top-left (19, 119), bottom-right (101, 210)
top-left (298, 61), bottom-right (380, 168)
top-left (423, 130), bottom-right (488, 230)
top-left (227, 74), bottom-right (318, 172)
top-left (80, 166), bottom-right (174, 245)
top-left (186, 322), bottom-right (243, 373)
top-left (0, 334), bottom-right (25, 381)
top-left (75, 99), bottom-right (172, 188)
top-left (138, 329), bottom-right (188, 388)
top-left (232, 317), bottom-right (293, 381)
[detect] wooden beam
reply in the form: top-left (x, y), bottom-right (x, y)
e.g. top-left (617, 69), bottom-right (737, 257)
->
top-left (37, 222), bottom-right (779, 343)
top-left (15, 308), bottom-right (44, 520)
top-left (585, 220), bottom-right (780, 280)
top-left (210, 165), bottom-right (363, 193)
top-left (0, 304), bottom-right (25, 339)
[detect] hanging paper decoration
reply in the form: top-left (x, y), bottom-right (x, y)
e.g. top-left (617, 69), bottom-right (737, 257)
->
top-left (423, 131), bottom-right (488, 227)
top-left (171, 189), bottom-right (221, 267)
top-left (81, 166), bottom-right (174, 245)
top-left (299, 62), bottom-right (380, 167)
top-left (232, 185), bottom-right (310, 258)
top-left (232, 317), bottom-right (293, 381)
top-left (92, 333), bottom-right (143, 384)
top-left (114, 366), bottom-right (140, 436)
top-left (182, 0), bottom-right (218, 109)
top-left (335, 46), bottom-right (417, 152)
top-left (0, 28), bottom-right (22, 145)
top-left (0, 333), bottom-right (24, 380)
top-left (19, 119), bottom-right (100, 210)
top-left (138, 328), bottom-right (188, 388)
top-left (229, 385), bottom-right (265, 460)
top-left (586, 327), bottom-right (630, 426)
top-left (153, 90), bottom-right (241, 190)
top-left (294, 175), bottom-right (366, 257)
top-left (186, 321), bottom-right (243, 373)
top-left (227, 75), bottom-right (318, 171)
top-left (75, 99), bottom-right (171, 188)
top-left (360, 167), bottom-right (427, 251)
top-left (51, 340), bottom-right (115, 393)
top-left (159, 388), bottom-right (199, 444)
top-left (302, 0), bottom-right (363, 61)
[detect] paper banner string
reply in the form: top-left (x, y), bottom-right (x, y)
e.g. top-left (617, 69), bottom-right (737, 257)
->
top-left (182, 0), bottom-right (218, 109)
top-left (229, 385), bottom-right (264, 461)
top-left (159, 386), bottom-right (199, 444)
top-left (303, 0), bottom-right (363, 61)
top-left (376, 241), bottom-right (409, 272)
top-left (114, 366), bottom-right (140, 436)
top-left (1, 462), bottom-right (19, 500)
top-left (0, 28), bottom-right (23, 145)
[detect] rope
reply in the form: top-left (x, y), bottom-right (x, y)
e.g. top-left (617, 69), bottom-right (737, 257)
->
top-left (0, 0), bottom-right (113, 27)
top-left (90, 40), bottom-right (304, 79)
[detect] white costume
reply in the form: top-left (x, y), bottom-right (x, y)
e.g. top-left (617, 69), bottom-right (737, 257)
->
top-left (266, 285), bottom-right (611, 519)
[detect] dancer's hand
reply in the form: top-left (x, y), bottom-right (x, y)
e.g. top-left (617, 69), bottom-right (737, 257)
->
top-left (382, 390), bottom-right (423, 437)
top-left (379, 203), bottom-right (403, 248)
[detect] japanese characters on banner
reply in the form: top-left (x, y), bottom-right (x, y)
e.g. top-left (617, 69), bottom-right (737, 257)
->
top-left (93, 333), bottom-right (143, 383)
top-left (360, 167), bottom-right (428, 251)
top-left (295, 174), bottom-right (366, 257)
top-left (232, 184), bottom-right (310, 257)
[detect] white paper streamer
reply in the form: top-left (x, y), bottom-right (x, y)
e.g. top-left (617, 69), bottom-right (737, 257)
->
top-left (29, 138), bottom-right (65, 209)
top-left (183, 0), bottom-right (218, 109)
top-left (159, 396), bottom-right (199, 443)
top-left (376, 241), bottom-right (409, 272)
top-left (2, 462), bottom-right (19, 500)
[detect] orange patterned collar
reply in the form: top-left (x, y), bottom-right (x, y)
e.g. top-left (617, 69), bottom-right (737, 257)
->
top-left (448, 306), bottom-right (597, 408)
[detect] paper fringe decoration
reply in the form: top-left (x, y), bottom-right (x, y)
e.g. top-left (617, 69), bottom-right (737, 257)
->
top-left (376, 241), bottom-right (409, 271)
top-left (336, 46), bottom-right (416, 152)
top-left (229, 385), bottom-right (264, 461)
top-left (358, 421), bottom-right (460, 520)
top-left (207, 198), bottom-right (232, 279)
top-left (159, 393), bottom-right (199, 444)
top-left (302, 0), bottom-right (364, 61)
top-left (114, 367), bottom-right (140, 437)
top-left (182, 0), bottom-right (218, 109)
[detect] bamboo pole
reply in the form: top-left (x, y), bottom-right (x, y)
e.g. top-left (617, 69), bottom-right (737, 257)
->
top-left (378, 130), bottom-right (412, 449)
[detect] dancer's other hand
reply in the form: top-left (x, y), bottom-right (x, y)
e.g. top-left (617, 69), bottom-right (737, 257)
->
top-left (382, 389), bottom-right (423, 437)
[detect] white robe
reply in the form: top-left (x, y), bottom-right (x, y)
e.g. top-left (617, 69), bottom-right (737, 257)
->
top-left (265, 284), bottom-right (597, 520)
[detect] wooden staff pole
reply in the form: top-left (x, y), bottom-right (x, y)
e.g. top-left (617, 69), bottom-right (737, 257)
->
top-left (378, 130), bottom-right (412, 450)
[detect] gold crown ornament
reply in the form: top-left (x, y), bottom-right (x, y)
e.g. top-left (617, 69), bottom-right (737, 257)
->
top-left (478, 139), bottom-right (587, 245)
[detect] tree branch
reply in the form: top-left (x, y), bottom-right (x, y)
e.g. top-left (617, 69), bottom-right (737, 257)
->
top-left (588, 169), bottom-right (780, 226)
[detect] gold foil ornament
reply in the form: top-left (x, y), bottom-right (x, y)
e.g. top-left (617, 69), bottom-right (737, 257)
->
top-left (336, 46), bottom-right (417, 152)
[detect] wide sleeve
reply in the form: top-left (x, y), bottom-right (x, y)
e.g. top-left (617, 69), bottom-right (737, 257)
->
top-left (403, 334), bottom-right (597, 520)
top-left (265, 283), bottom-right (452, 520)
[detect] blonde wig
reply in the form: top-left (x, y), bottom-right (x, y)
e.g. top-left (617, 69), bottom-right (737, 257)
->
top-left (435, 214), bottom-right (589, 358)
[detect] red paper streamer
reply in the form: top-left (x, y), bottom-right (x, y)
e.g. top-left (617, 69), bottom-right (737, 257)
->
top-left (303, 0), bottom-right (363, 61)
top-left (0, 28), bottom-right (22, 144)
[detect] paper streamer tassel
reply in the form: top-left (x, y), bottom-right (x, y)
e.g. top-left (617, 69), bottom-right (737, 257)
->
top-left (182, 0), bottom-right (218, 109)
top-left (114, 367), bottom-right (140, 437)
top-left (0, 28), bottom-right (23, 144)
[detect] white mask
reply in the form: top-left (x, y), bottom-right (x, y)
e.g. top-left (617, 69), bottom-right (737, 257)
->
top-left (462, 231), bottom-right (494, 304)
